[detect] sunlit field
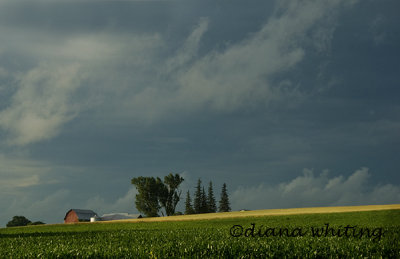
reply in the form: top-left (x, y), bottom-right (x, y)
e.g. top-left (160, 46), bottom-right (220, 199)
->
top-left (114, 204), bottom-right (400, 223)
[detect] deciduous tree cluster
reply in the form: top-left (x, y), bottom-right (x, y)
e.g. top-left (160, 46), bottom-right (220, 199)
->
top-left (6, 216), bottom-right (45, 227)
top-left (131, 173), bottom-right (184, 217)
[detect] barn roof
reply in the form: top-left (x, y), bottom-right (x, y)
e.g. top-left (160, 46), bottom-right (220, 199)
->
top-left (64, 209), bottom-right (97, 221)
top-left (100, 213), bottom-right (142, 221)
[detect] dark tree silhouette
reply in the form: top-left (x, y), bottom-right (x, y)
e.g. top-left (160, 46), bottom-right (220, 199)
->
top-left (184, 190), bottom-right (195, 215)
top-left (131, 176), bottom-right (164, 217)
top-left (218, 183), bottom-right (231, 212)
top-left (131, 174), bottom-right (184, 217)
top-left (160, 173), bottom-right (184, 216)
top-left (6, 216), bottom-right (31, 227)
top-left (193, 178), bottom-right (202, 214)
top-left (207, 181), bottom-right (217, 213)
top-left (200, 186), bottom-right (208, 213)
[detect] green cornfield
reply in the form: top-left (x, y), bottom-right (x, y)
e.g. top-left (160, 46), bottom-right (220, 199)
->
top-left (1, 210), bottom-right (399, 258)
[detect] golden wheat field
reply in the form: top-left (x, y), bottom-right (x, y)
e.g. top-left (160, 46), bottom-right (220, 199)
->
top-left (107, 204), bottom-right (400, 223)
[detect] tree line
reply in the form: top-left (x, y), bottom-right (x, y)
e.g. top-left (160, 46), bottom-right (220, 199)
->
top-left (131, 173), bottom-right (230, 217)
top-left (184, 179), bottom-right (230, 214)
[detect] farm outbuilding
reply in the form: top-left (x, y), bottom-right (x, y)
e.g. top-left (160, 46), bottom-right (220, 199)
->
top-left (64, 209), bottom-right (97, 223)
top-left (99, 213), bottom-right (142, 221)
top-left (90, 213), bottom-right (142, 222)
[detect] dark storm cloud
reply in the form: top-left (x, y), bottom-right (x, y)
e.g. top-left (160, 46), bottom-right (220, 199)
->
top-left (0, 0), bottom-right (399, 226)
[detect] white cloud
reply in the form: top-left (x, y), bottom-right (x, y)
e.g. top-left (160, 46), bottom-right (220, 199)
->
top-left (231, 168), bottom-right (400, 210)
top-left (0, 154), bottom-right (54, 190)
top-left (0, 63), bottom-right (84, 145)
top-left (1, 174), bottom-right (40, 188)
top-left (0, 18), bottom-right (164, 143)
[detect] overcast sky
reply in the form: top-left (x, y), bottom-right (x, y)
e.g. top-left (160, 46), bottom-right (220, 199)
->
top-left (0, 0), bottom-right (399, 226)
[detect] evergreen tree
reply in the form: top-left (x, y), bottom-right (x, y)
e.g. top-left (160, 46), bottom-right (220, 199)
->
top-left (184, 190), bottom-right (194, 215)
top-left (193, 178), bottom-right (202, 214)
top-left (207, 181), bottom-right (217, 213)
top-left (218, 183), bottom-right (231, 212)
top-left (200, 186), bottom-right (208, 213)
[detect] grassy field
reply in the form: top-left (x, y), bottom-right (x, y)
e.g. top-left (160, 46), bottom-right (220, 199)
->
top-left (1, 205), bottom-right (399, 258)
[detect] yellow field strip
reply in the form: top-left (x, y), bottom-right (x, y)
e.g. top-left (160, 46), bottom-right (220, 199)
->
top-left (106, 204), bottom-right (400, 224)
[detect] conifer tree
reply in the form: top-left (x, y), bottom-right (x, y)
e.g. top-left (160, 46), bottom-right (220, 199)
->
top-left (193, 178), bottom-right (202, 214)
top-left (200, 186), bottom-right (208, 213)
top-left (218, 183), bottom-right (231, 212)
top-left (184, 190), bottom-right (194, 215)
top-left (207, 181), bottom-right (217, 213)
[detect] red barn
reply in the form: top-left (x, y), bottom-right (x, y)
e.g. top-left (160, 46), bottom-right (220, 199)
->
top-left (64, 209), bottom-right (97, 223)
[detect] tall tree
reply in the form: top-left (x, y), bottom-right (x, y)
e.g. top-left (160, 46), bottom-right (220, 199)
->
top-left (200, 186), bottom-right (208, 213)
top-left (193, 178), bottom-right (202, 214)
top-left (207, 181), bottom-right (217, 213)
top-left (218, 183), bottom-right (231, 212)
top-left (160, 173), bottom-right (184, 216)
top-left (131, 174), bottom-right (185, 217)
top-left (184, 190), bottom-right (194, 215)
top-left (131, 176), bottom-right (164, 217)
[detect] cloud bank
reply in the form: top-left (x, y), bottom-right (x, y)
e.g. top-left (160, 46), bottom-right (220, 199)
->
top-left (231, 168), bottom-right (400, 210)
